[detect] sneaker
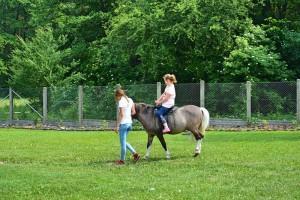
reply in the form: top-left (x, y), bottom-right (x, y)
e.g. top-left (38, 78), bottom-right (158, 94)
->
top-left (115, 160), bottom-right (125, 165)
top-left (162, 127), bottom-right (171, 133)
top-left (133, 153), bottom-right (140, 162)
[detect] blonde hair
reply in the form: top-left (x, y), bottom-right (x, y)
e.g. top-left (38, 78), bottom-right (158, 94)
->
top-left (163, 74), bottom-right (177, 84)
top-left (115, 88), bottom-right (129, 102)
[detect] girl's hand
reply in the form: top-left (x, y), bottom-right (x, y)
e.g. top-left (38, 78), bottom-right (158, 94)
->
top-left (155, 100), bottom-right (160, 105)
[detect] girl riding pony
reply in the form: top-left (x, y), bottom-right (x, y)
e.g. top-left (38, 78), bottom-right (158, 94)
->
top-left (155, 74), bottom-right (177, 133)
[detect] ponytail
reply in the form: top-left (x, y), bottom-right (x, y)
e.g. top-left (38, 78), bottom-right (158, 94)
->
top-left (163, 74), bottom-right (177, 84)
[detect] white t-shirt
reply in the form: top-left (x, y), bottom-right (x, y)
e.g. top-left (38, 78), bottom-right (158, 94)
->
top-left (162, 84), bottom-right (176, 108)
top-left (118, 96), bottom-right (134, 124)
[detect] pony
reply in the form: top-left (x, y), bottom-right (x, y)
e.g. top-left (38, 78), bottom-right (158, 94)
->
top-left (133, 103), bottom-right (209, 159)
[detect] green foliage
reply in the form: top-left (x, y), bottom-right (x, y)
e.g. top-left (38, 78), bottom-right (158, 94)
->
top-left (262, 18), bottom-right (300, 78)
top-left (10, 27), bottom-right (83, 88)
top-left (0, 0), bottom-right (299, 86)
top-left (0, 35), bottom-right (9, 87)
top-left (282, 31), bottom-right (300, 76)
top-left (223, 24), bottom-right (292, 82)
top-left (92, 0), bottom-right (256, 84)
top-left (28, 0), bottom-right (116, 85)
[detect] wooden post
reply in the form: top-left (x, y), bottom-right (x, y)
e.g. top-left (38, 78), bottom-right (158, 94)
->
top-left (297, 79), bottom-right (300, 124)
top-left (200, 80), bottom-right (205, 107)
top-left (246, 81), bottom-right (252, 123)
top-left (78, 86), bottom-right (83, 127)
top-left (43, 87), bottom-right (47, 124)
top-left (157, 82), bottom-right (161, 99)
top-left (9, 88), bottom-right (13, 125)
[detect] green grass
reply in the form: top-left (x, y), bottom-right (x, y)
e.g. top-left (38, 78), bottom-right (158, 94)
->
top-left (0, 129), bottom-right (299, 200)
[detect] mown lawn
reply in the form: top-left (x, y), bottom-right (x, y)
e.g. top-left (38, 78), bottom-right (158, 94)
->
top-left (0, 129), bottom-right (299, 200)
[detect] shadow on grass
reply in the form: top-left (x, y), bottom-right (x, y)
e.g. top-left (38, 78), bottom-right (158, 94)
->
top-left (88, 155), bottom-right (191, 166)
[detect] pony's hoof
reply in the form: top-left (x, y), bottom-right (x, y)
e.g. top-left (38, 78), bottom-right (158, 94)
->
top-left (144, 155), bottom-right (149, 160)
top-left (193, 153), bottom-right (200, 157)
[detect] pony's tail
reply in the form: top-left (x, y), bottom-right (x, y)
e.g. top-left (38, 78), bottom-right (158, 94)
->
top-left (199, 107), bottom-right (210, 136)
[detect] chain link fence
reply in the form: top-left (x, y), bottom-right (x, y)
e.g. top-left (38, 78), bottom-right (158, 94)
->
top-left (251, 82), bottom-right (297, 121)
top-left (83, 86), bottom-right (115, 120)
top-left (12, 87), bottom-right (43, 122)
top-left (175, 83), bottom-right (201, 106)
top-left (0, 81), bottom-right (299, 129)
top-left (47, 86), bottom-right (79, 124)
top-left (205, 83), bottom-right (247, 119)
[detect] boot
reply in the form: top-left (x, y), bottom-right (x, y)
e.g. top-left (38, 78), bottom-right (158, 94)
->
top-left (162, 123), bottom-right (171, 133)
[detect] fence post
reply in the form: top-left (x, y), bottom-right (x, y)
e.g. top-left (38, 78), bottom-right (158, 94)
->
top-left (157, 82), bottom-right (161, 99)
top-left (43, 87), bottom-right (47, 125)
top-left (200, 80), bottom-right (205, 107)
top-left (78, 85), bottom-right (83, 127)
top-left (246, 81), bottom-right (252, 123)
top-left (297, 79), bottom-right (300, 125)
top-left (9, 88), bottom-right (13, 125)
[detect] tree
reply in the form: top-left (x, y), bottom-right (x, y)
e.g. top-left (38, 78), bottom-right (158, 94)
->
top-left (250, 0), bottom-right (300, 79)
top-left (90, 0), bottom-right (256, 85)
top-left (0, 35), bottom-right (7, 86)
top-left (261, 18), bottom-right (300, 78)
top-left (28, 0), bottom-right (116, 85)
top-left (0, 0), bottom-right (34, 86)
top-left (1, 0), bottom-right (299, 86)
top-left (10, 27), bottom-right (83, 88)
top-left (223, 24), bottom-right (292, 82)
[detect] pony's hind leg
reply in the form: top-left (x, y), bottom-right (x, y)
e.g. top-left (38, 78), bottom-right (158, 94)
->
top-left (145, 134), bottom-right (155, 159)
top-left (156, 133), bottom-right (171, 159)
top-left (191, 130), bottom-right (204, 157)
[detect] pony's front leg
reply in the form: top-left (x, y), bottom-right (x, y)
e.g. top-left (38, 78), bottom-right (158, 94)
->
top-left (157, 134), bottom-right (170, 159)
top-left (145, 134), bottom-right (155, 159)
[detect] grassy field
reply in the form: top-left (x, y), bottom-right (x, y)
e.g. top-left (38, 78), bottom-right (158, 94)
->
top-left (0, 129), bottom-right (299, 200)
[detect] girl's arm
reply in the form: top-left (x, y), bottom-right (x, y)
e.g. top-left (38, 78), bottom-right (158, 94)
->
top-left (157, 93), bottom-right (171, 105)
top-left (156, 93), bottom-right (165, 102)
top-left (131, 103), bottom-right (136, 115)
top-left (115, 107), bottom-right (125, 133)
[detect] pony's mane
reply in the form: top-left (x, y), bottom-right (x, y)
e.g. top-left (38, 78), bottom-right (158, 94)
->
top-left (137, 103), bottom-right (155, 108)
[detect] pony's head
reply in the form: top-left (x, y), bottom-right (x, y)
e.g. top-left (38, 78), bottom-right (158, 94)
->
top-left (134, 103), bottom-right (154, 118)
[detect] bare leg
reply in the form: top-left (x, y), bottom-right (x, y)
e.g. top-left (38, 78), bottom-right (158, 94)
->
top-left (145, 134), bottom-right (155, 159)
top-left (157, 133), bottom-right (170, 159)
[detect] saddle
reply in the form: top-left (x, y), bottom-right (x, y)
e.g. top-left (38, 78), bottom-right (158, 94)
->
top-left (167, 106), bottom-right (178, 114)
top-left (154, 106), bottom-right (178, 116)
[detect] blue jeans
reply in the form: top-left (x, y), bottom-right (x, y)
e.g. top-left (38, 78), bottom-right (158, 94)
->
top-left (119, 123), bottom-right (136, 161)
top-left (154, 106), bottom-right (171, 124)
